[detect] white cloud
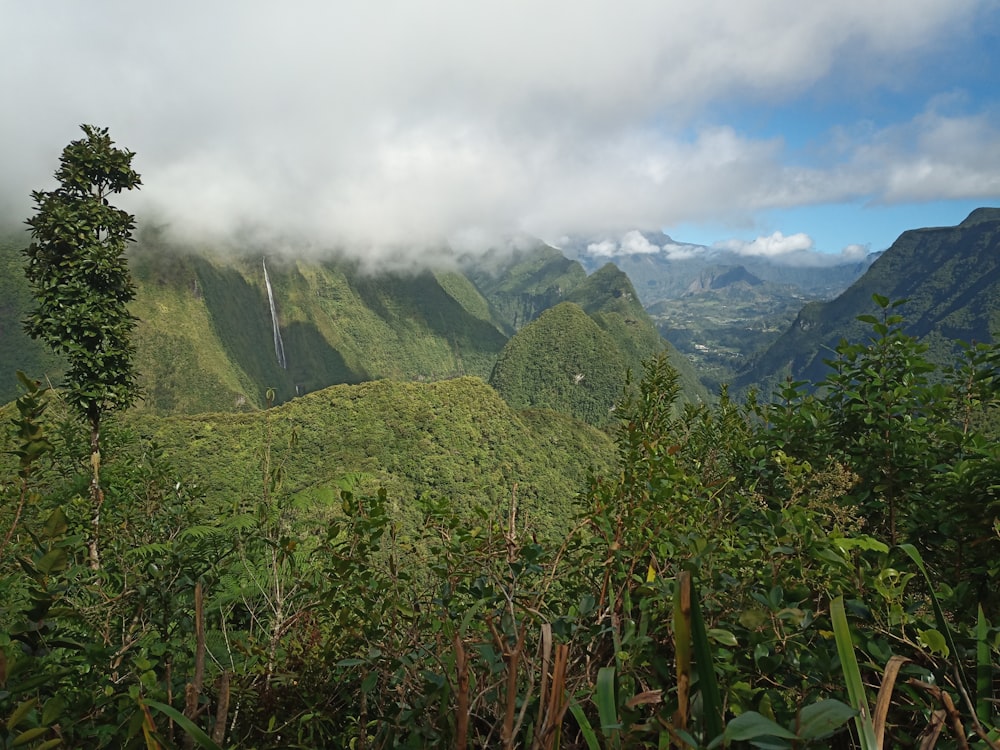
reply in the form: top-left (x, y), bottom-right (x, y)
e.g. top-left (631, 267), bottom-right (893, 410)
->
top-left (662, 244), bottom-right (702, 260)
top-left (840, 243), bottom-right (870, 260)
top-left (619, 231), bottom-right (660, 256)
top-left (586, 240), bottom-right (619, 258)
top-left (0, 0), bottom-right (995, 264)
top-left (584, 230), bottom-right (686, 258)
top-left (716, 232), bottom-right (815, 257)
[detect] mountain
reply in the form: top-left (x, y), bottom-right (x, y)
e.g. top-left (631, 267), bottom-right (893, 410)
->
top-left (0, 233), bottom-right (64, 390)
top-left (469, 249), bottom-right (708, 408)
top-left (736, 208), bottom-right (1000, 392)
top-left (648, 276), bottom-right (813, 393)
top-left (1, 231), bottom-right (704, 414)
top-left (562, 231), bottom-right (877, 305)
top-left (462, 243), bottom-right (588, 331)
top-left (554, 231), bottom-right (878, 392)
top-left (683, 265), bottom-right (763, 295)
top-left (489, 302), bottom-right (628, 426)
top-left (128, 244), bottom-right (515, 412)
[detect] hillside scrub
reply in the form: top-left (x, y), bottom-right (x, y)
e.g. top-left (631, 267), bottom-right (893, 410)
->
top-left (1, 304), bottom-right (999, 747)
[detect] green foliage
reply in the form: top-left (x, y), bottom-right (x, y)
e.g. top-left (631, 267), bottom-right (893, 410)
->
top-left (490, 302), bottom-right (628, 426)
top-left (23, 125), bottom-right (141, 425)
top-left (3, 295), bottom-right (999, 747)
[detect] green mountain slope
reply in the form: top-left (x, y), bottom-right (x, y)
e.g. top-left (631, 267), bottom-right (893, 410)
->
top-left (2, 231), bottom-right (706, 415)
top-left (566, 263), bottom-right (708, 402)
top-left (489, 302), bottom-right (627, 426)
top-left (2, 237), bottom-right (513, 410)
top-left (137, 376), bottom-right (615, 542)
top-left (737, 208), bottom-right (1000, 392)
top-left (464, 244), bottom-right (588, 330)
top-left (0, 234), bottom-right (64, 391)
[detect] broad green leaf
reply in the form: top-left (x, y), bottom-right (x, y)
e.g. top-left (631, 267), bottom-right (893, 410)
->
top-left (40, 695), bottom-right (65, 726)
top-left (797, 699), bottom-right (857, 739)
top-left (596, 666), bottom-right (621, 745)
top-left (12, 727), bottom-right (50, 747)
top-left (707, 628), bottom-right (738, 647)
top-left (917, 628), bottom-right (949, 657)
top-left (722, 711), bottom-right (797, 740)
top-left (7, 699), bottom-right (35, 731)
top-left (568, 698), bottom-right (601, 750)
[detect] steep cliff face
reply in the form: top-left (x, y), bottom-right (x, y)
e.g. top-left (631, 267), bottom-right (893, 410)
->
top-left (737, 208), bottom-right (1000, 393)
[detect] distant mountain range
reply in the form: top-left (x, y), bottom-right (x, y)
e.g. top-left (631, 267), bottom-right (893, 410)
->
top-left (556, 231), bottom-right (879, 390)
top-left (561, 231), bottom-right (878, 304)
top-left (735, 207), bottom-right (1000, 392)
top-left (4, 208), bottom-right (997, 417)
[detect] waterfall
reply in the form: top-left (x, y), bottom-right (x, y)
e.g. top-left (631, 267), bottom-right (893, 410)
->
top-left (263, 257), bottom-right (287, 370)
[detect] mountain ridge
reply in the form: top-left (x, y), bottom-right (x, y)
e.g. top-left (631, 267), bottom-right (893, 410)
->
top-left (736, 207), bottom-right (1000, 392)
top-left (0, 231), bottom-right (704, 415)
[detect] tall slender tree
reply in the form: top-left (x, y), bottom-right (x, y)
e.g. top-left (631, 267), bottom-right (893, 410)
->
top-left (23, 124), bottom-right (142, 568)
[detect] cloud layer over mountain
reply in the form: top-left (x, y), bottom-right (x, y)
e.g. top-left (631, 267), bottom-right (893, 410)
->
top-left (2, 1), bottom-right (998, 264)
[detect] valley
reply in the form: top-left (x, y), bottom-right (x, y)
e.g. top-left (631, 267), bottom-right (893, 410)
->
top-left (2, 209), bottom-right (999, 747)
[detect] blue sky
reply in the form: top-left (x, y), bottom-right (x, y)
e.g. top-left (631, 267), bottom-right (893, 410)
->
top-left (1, 1), bottom-right (999, 266)
top-left (668, 12), bottom-right (1000, 256)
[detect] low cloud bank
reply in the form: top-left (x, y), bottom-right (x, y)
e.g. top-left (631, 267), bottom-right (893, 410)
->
top-left (581, 230), bottom-right (871, 267)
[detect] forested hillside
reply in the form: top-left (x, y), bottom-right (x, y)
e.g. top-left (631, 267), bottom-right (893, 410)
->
top-left (135, 376), bottom-right (615, 543)
top-left (4, 318), bottom-right (998, 747)
top-left (1, 231), bottom-right (705, 416)
top-left (738, 208), bottom-right (1000, 392)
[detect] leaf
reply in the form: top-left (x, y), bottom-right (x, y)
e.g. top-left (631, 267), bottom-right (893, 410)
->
top-left (41, 695), bottom-right (65, 726)
top-left (36, 548), bottom-right (67, 575)
top-left (568, 698), bottom-right (601, 750)
top-left (917, 629), bottom-right (949, 657)
top-left (977, 606), bottom-right (992, 724)
top-left (707, 628), bottom-right (738, 647)
top-left (690, 575), bottom-right (724, 739)
top-left (12, 727), bottom-right (51, 747)
top-left (722, 711), bottom-right (797, 741)
top-left (596, 666), bottom-right (621, 744)
top-left (833, 535), bottom-right (889, 554)
top-left (830, 596), bottom-right (878, 750)
top-left (797, 699), bottom-right (857, 739)
top-left (43, 508), bottom-right (68, 538)
top-left (7, 699), bottom-right (35, 731)
top-left (897, 545), bottom-right (964, 683)
top-left (142, 700), bottom-right (222, 750)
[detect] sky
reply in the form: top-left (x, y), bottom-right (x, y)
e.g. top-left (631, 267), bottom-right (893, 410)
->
top-left (2, 1), bottom-right (999, 267)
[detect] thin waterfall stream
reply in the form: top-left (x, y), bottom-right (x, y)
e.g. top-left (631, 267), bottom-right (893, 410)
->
top-left (263, 257), bottom-right (287, 369)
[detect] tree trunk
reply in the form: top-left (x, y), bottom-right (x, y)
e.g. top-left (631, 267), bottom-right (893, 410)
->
top-left (88, 412), bottom-right (103, 570)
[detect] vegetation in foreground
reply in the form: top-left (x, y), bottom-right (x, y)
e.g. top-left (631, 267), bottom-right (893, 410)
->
top-left (2, 298), bottom-right (999, 748)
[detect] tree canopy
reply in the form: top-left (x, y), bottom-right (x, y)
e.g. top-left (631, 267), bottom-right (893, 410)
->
top-left (22, 124), bottom-right (141, 567)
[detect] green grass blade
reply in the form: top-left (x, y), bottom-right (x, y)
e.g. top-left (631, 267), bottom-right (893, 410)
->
top-left (830, 596), bottom-right (878, 750)
top-left (689, 574), bottom-right (724, 740)
top-left (977, 605), bottom-right (992, 724)
top-left (898, 544), bottom-right (969, 694)
top-left (142, 699), bottom-right (223, 750)
top-left (568, 697), bottom-right (602, 750)
top-left (596, 666), bottom-right (621, 748)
